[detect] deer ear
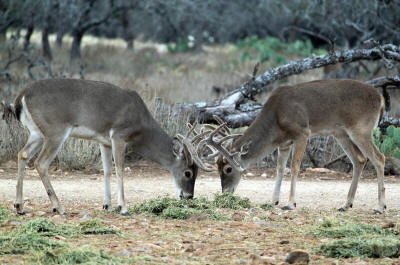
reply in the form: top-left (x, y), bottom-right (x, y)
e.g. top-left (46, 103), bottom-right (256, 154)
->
top-left (172, 137), bottom-right (183, 158)
top-left (241, 140), bottom-right (252, 155)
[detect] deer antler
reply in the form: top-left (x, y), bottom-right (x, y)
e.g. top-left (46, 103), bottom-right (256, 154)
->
top-left (196, 120), bottom-right (244, 172)
top-left (176, 122), bottom-right (215, 172)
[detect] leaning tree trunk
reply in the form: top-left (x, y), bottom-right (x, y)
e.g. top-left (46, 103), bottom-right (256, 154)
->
top-left (41, 28), bottom-right (52, 61)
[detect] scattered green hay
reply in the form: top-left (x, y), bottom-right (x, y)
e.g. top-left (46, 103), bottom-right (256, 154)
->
top-left (260, 203), bottom-right (274, 210)
top-left (36, 245), bottom-right (126, 265)
top-left (212, 193), bottom-right (252, 210)
top-left (0, 218), bottom-right (128, 264)
top-left (0, 206), bottom-right (9, 221)
top-left (78, 219), bottom-right (120, 235)
top-left (314, 219), bottom-right (400, 258)
top-left (318, 236), bottom-right (400, 258)
top-left (130, 194), bottom-right (252, 220)
top-left (313, 219), bottom-right (397, 239)
top-left (21, 218), bottom-right (76, 237)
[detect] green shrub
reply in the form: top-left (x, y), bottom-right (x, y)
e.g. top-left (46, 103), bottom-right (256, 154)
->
top-left (78, 219), bottom-right (120, 235)
top-left (374, 126), bottom-right (400, 159)
top-left (234, 36), bottom-right (326, 66)
top-left (0, 206), bottom-right (9, 221)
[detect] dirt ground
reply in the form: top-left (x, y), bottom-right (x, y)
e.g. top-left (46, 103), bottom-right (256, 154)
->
top-left (1, 161), bottom-right (400, 264)
top-left (1, 161), bottom-right (400, 211)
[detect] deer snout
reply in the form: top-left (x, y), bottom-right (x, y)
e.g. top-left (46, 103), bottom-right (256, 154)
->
top-left (179, 192), bottom-right (194, 200)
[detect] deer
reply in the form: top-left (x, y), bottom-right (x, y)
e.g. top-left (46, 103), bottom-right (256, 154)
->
top-left (197, 79), bottom-right (386, 214)
top-left (6, 78), bottom-right (212, 216)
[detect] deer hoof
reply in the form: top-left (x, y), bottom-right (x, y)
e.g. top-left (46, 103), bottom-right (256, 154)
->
top-left (338, 207), bottom-right (348, 212)
top-left (17, 211), bottom-right (26, 215)
top-left (274, 201), bottom-right (279, 206)
top-left (121, 211), bottom-right (131, 216)
top-left (373, 209), bottom-right (384, 215)
top-left (103, 204), bottom-right (111, 210)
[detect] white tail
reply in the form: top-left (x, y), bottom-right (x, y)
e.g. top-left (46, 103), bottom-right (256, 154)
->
top-left (13, 78), bottom-right (204, 215)
top-left (200, 79), bottom-right (386, 214)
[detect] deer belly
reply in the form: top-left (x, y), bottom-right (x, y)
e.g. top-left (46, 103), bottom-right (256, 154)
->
top-left (70, 126), bottom-right (111, 145)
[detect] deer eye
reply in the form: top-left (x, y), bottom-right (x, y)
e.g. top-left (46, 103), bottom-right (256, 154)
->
top-left (184, 170), bottom-right (193, 178)
top-left (223, 165), bottom-right (233, 175)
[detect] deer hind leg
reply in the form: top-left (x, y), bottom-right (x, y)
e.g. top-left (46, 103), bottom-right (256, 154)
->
top-left (282, 138), bottom-right (307, 210)
top-left (272, 146), bottom-right (291, 206)
top-left (15, 133), bottom-right (44, 214)
top-left (111, 137), bottom-right (129, 215)
top-left (348, 131), bottom-right (386, 214)
top-left (100, 144), bottom-right (113, 211)
top-left (34, 129), bottom-right (71, 215)
top-left (335, 134), bottom-right (367, 212)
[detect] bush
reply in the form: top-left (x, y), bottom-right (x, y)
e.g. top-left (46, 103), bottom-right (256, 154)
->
top-left (374, 126), bottom-right (400, 159)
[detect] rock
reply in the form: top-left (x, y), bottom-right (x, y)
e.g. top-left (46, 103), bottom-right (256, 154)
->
top-left (285, 249), bottom-right (310, 264)
top-left (36, 211), bottom-right (47, 216)
top-left (261, 173), bottom-right (268, 178)
top-left (24, 206), bottom-right (34, 213)
top-left (116, 250), bottom-right (131, 257)
top-left (280, 240), bottom-right (290, 244)
top-left (187, 214), bottom-right (207, 222)
top-left (130, 247), bottom-right (152, 253)
top-left (382, 222), bottom-right (395, 229)
top-left (245, 172), bottom-right (255, 177)
top-left (9, 221), bottom-right (22, 226)
top-left (80, 215), bottom-right (91, 221)
top-left (232, 212), bottom-right (244, 221)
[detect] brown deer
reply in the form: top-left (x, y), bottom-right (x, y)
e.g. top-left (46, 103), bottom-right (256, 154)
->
top-left (200, 79), bottom-right (386, 214)
top-left (9, 78), bottom-right (211, 215)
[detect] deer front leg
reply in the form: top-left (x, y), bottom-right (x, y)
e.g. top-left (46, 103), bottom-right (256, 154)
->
top-left (100, 144), bottom-right (113, 211)
top-left (111, 138), bottom-right (129, 216)
top-left (272, 146), bottom-right (291, 206)
top-left (16, 134), bottom-right (43, 214)
top-left (282, 138), bottom-right (307, 210)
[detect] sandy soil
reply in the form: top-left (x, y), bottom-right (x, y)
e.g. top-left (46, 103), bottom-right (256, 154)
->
top-left (1, 161), bottom-right (399, 212)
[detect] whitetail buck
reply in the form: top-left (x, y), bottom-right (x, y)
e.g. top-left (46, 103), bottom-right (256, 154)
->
top-left (9, 78), bottom-right (212, 215)
top-left (199, 79), bottom-right (386, 214)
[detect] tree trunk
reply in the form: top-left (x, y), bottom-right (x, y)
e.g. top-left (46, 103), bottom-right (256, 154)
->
top-left (56, 31), bottom-right (64, 48)
top-left (0, 30), bottom-right (6, 42)
top-left (126, 39), bottom-right (134, 50)
top-left (23, 26), bottom-right (34, 51)
top-left (70, 31), bottom-right (83, 61)
top-left (42, 28), bottom-right (52, 61)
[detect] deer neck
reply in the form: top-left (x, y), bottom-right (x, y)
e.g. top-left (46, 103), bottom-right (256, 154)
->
top-left (135, 124), bottom-right (176, 169)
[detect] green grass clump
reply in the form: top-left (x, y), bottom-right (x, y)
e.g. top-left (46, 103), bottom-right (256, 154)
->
top-left (213, 193), bottom-right (252, 210)
top-left (130, 194), bottom-right (252, 220)
top-left (260, 203), bottom-right (274, 210)
top-left (78, 219), bottom-right (120, 235)
top-left (21, 218), bottom-right (76, 237)
top-left (0, 218), bottom-right (128, 264)
top-left (314, 219), bottom-right (400, 258)
top-left (318, 236), bottom-right (400, 258)
top-left (129, 196), bottom-right (227, 220)
top-left (0, 206), bottom-right (9, 221)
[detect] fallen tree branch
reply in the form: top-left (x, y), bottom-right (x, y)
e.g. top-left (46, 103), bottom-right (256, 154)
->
top-left (180, 43), bottom-right (400, 128)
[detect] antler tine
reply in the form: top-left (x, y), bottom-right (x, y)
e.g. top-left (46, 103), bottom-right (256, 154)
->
top-left (212, 115), bottom-right (231, 135)
top-left (186, 122), bottom-right (198, 137)
top-left (200, 123), bottom-right (244, 172)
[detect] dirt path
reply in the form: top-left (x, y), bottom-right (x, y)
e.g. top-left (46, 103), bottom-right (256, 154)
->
top-left (1, 162), bottom-right (400, 212)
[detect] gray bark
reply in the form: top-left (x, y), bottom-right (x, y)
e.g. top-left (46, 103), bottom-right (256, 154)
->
top-left (179, 44), bottom-right (400, 128)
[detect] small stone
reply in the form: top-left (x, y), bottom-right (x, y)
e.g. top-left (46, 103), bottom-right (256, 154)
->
top-left (280, 240), bottom-right (290, 244)
top-left (232, 212), bottom-right (244, 221)
top-left (187, 214), bottom-right (207, 222)
top-left (24, 206), bottom-right (34, 213)
top-left (285, 249), bottom-right (310, 264)
top-left (80, 215), bottom-right (91, 221)
top-left (54, 235), bottom-right (66, 241)
top-left (261, 173), bottom-right (268, 178)
top-left (124, 167), bottom-right (132, 172)
top-left (382, 222), bottom-right (395, 229)
top-left (0, 169), bottom-right (4, 173)
top-left (36, 211), bottom-right (46, 216)
top-left (116, 250), bottom-right (131, 257)
top-left (9, 221), bottom-right (22, 226)
top-left (245, 172), bottom-right (255, 177)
